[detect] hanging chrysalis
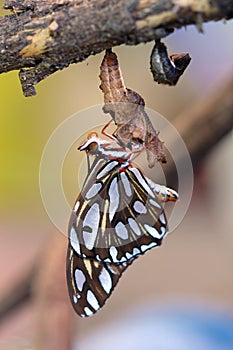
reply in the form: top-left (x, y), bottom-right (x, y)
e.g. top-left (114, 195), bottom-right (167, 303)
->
top-left (150, 40), bottom-right (191, 86)
top-left (99, 49), bottom-right (167, 167)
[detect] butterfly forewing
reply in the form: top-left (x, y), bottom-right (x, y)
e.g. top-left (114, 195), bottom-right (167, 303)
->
top-left (69, 158), bottom-right (168, 264)
top-left (66, 244), bottom-right (134, 317)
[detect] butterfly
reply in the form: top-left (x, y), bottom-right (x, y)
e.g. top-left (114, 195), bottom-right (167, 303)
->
top-left (66, 132), bottom-right (178, 317)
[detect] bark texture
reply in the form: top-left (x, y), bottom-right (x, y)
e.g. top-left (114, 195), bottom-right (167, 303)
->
top-left (1, 0), bottom-right (233, 95)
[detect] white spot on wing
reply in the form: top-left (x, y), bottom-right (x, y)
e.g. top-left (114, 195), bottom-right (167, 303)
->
top-left (144, 224), bottom-right (161, 239)
top-left (133, 247), bottom-right (141, 256)
top-left (120, 172), bottom-right (132, 197)
top-left (82, 203), bottom-right (100, 250)
top-left (140, 245), bottom-right (147, 253)
top-left (73, 295), bottom-right (78, 304)
top-left (140, 242), bottom-right (157, 252)
top-left (109, 246), bottom-right (118, 262)
top-left (161, 226), bottom-right (166, 236)
top-left (115, 221), bottom-right (128, 240)
top-left (73, 200), bottom-right (80, 213)
top-left (128, 218), bottom-right (141, 236)
top-left (99, 267), bottom-right (112, 293)
top-left (149, 199), bottom-right (161, 209)
top-left (129, 168), bottom-right (155, 198)
top-left (86, 290), bottom-right (99, 311)
top-left (75, 269), bottom-right (86, 291)
top-left (159, 213), bottom-right (166, 225)
top-left (109, 177), bottom-right (119, 222)
top-left (133, 201), bottom-right (147, 214)
top-left (126, 252), bottom-right (132, 259)
top-left (70, 227), bottom-right (81, 255)
top-left (85, 183), bottom-right (102, 200)
top-left (84, 307), bottom-right (93, 316)
top-left (97, 161), bottom-right (118, 179)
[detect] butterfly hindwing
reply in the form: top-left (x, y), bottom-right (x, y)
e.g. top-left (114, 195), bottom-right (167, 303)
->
top-left (66, 244), bottom-right (134, 317)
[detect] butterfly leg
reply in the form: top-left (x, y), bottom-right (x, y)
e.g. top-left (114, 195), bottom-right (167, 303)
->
top-left (101, 119), bottom-right (116, 141)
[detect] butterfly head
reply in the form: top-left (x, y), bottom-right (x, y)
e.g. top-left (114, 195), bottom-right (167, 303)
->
top-left (78, 132), bottom-right (110, 155)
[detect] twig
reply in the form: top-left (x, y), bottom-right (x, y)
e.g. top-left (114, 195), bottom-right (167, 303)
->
top-left (0, 267), bottom-right (33, 323)
top-left (175, 74), bottom-right (233, 166)
top-left (33, 232), bottom-right (73, 350)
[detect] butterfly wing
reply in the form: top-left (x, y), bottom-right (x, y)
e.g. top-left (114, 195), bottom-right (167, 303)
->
top-left (69, 158), bottom-right (168, 263)
top-left (66, 244), bottom-right (134, 317)
top-left (104, 166), bottom-right (168, 262)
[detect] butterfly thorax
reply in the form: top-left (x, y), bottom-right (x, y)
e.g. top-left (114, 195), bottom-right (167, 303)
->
top-left (79, 134), bottom-right (134, 162)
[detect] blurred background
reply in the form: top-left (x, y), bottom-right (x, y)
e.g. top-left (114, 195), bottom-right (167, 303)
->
top-left (0, 3), bottom-right (232, 349)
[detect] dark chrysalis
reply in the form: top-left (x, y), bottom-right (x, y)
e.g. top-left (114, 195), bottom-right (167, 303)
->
top-left (150, 40), bottom-right (191, 86)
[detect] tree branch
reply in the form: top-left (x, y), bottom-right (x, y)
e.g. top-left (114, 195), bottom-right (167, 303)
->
top-left (1, 0), bottom-right (233, 96)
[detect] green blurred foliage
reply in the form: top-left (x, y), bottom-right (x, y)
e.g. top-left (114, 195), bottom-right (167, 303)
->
top-left (0, 52), bottom-right (103, 220)
top-left (0, 71), bottom-right (44, 212)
